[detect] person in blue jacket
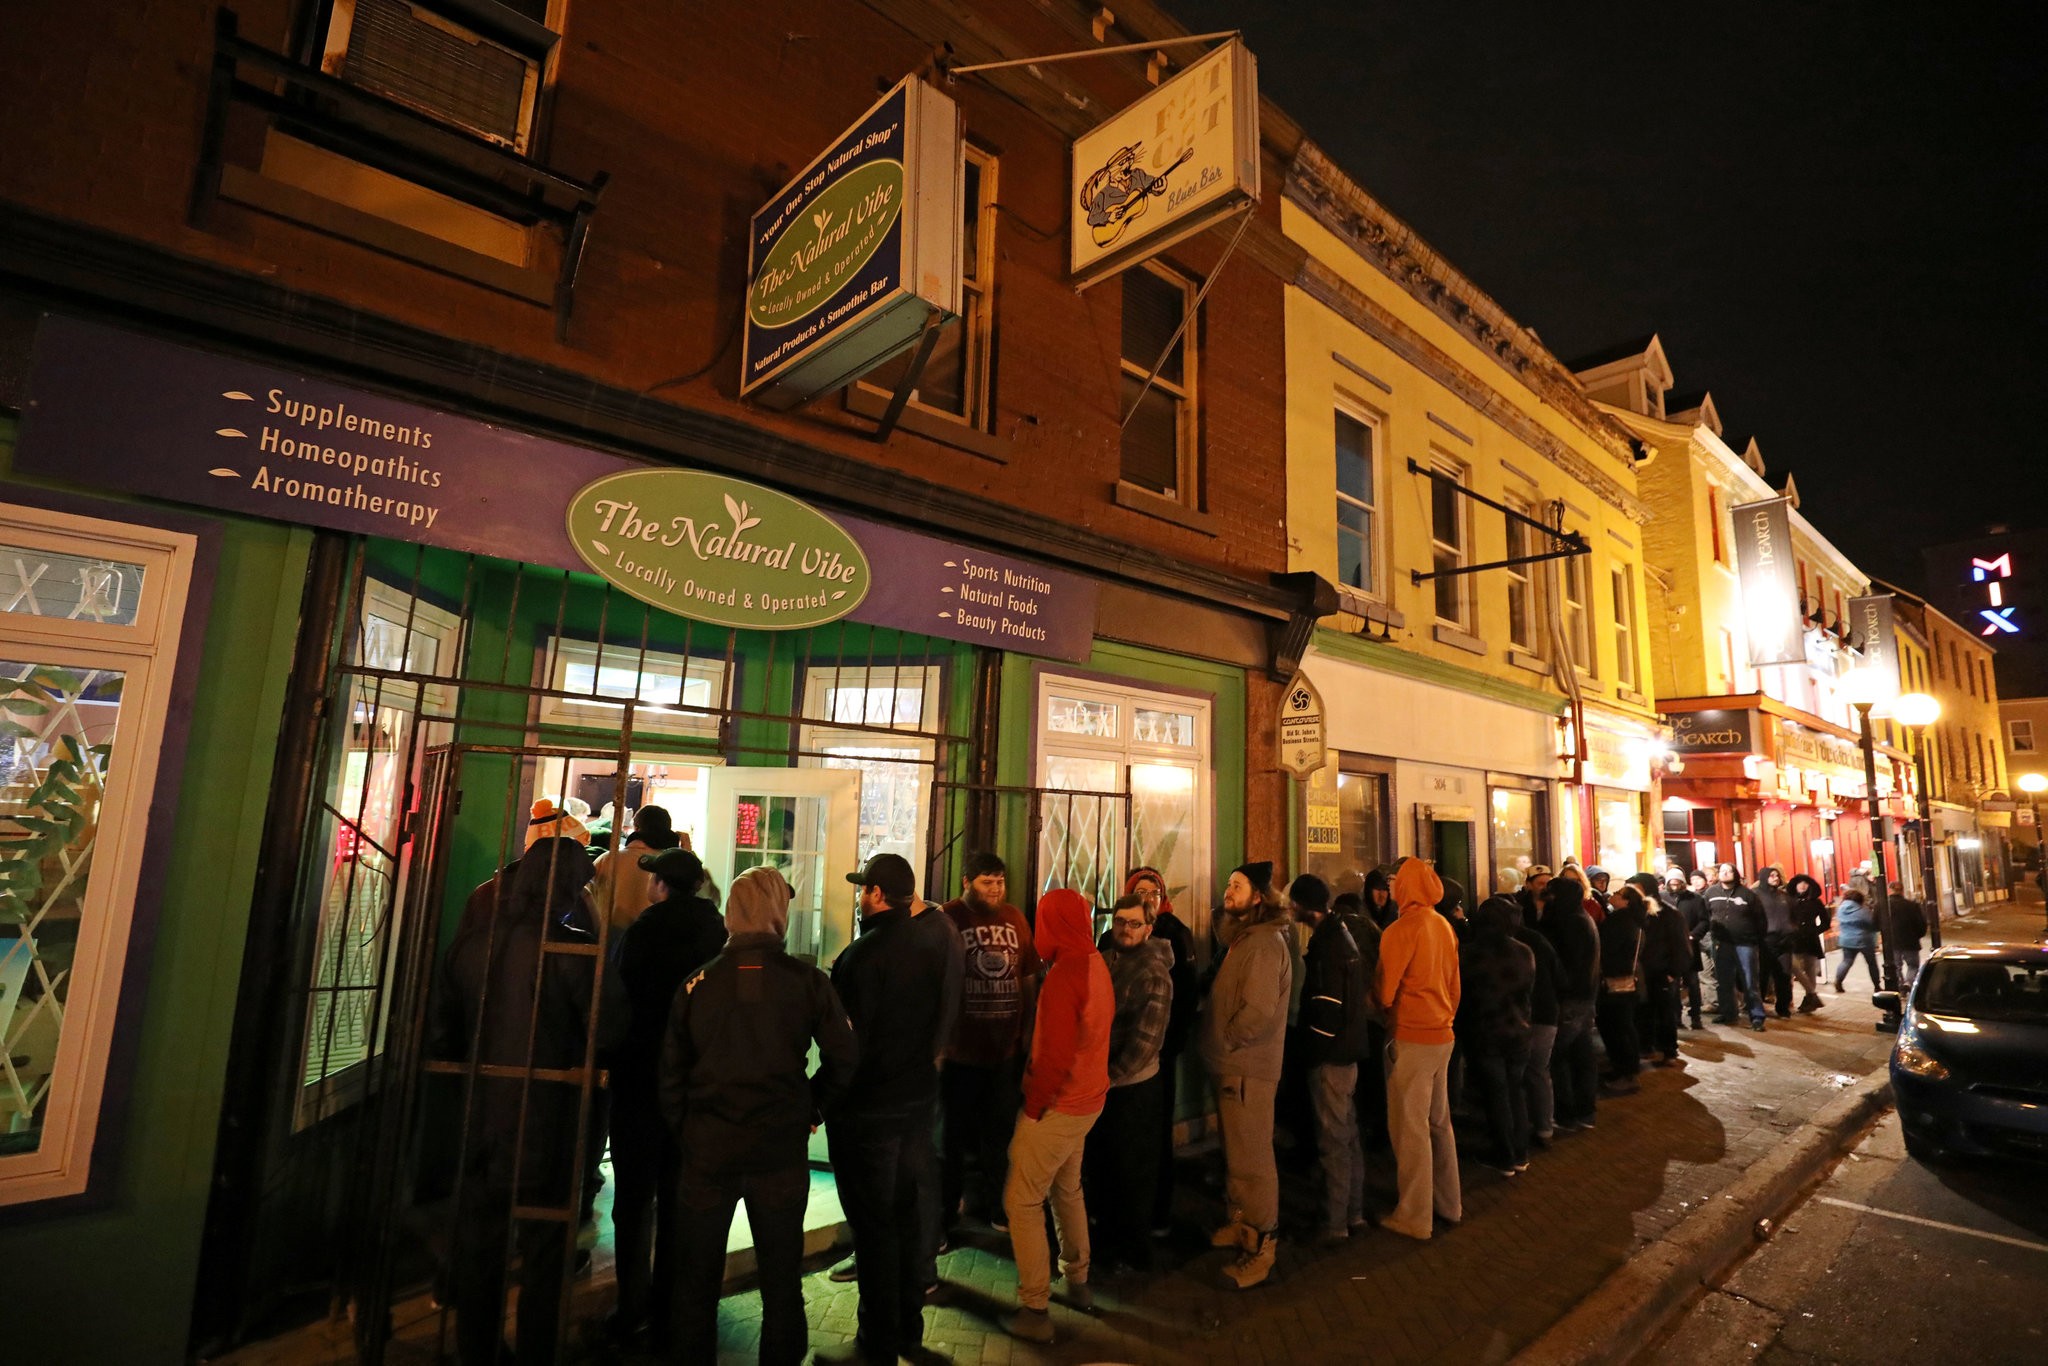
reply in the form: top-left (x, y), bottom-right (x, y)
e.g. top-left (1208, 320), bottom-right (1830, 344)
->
top-left (1831, 887), bottom-right (1881, 993)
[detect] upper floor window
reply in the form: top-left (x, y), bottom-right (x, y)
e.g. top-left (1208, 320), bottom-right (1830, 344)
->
top-left (1428, 460), bottom-right (1470, 628)
top-left (1504, 497), bottom-right (1543, 654)
top-left (1707, 486), bottom-right (1730, 566)
top-left (1119, 263), bottom-right (1199, 503)
top-left (2011, 719), bottom-right (2035, 754)
top-left (1333, 406), bottom-right (1381, 598)
top-left (321, 0), bottom-right (562, 155)
top-left (1564, 551), bottom-right (1593, 675)
top-left (1611, 564), bottom-right (1639, 691)
top-left (862, 146), bottom-right (998, 430)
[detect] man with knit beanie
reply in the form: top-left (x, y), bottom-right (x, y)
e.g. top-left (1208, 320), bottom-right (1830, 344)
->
top-left (1291, 872), bottom-right (1371, 1245)
top-left (1001, 889), bottom-right (1112, 1345)
top-left (661, 866), bottom-right (857, 1366)
top-left (1377, 857), bottom-right (1464, 1240)
top-left (1199, 860), bottom-right (1294, 1289)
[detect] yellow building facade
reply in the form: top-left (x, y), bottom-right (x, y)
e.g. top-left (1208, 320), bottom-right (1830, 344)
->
top-left (1279, 143), bottom-right (1659, 900)
top-left (1893, 589), bottom-right (2012, 913)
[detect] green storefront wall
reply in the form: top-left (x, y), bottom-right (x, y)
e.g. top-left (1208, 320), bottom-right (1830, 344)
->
top-left (1, 416), bottom-right (312, 1365)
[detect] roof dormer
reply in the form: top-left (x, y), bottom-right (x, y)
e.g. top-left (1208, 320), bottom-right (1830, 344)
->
top-left (1568, 333), bottom-right (1673, 419)
top-left (1665, 389), bottom-right (1723, 437)
top-left (1741, 437), bottom-right (1767, 479)
top-left (1780, 472), bottom-right (1801, 510)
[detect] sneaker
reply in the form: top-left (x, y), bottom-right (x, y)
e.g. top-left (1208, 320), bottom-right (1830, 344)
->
top-left (1512, 1162), bottom-right (1532, 1173)
top-left (1003, 1307), bottom-right (1055, 1345)
top-left (827, 1256), bottom-right (859, 1283)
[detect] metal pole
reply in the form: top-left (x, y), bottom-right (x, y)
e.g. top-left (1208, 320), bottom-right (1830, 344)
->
top-left (1913, 725), bottom-right (1942, 949)
top-left (1856, 704), bottom-right (1902, 1024)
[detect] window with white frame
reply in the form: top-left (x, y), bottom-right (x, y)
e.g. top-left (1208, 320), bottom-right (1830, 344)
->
top-left (860, 145), bottom-right (997, 429)
top-left (1036, 673), bottom-right (1211, 935)
top-left (1564, 550), bottom-right (1593, 674)
top-left (799, 663), bottom-right (944, 874)
top-left (536, 637), bottom-right (728, 740)
top-left (2011, 718), bottom-right (2036, 754)
top-left (1333, 405), bottom-right (1380, 597)
top-left (1611, 563), bottom-right (1639, 690)
top-left (1505, 496), bottom-right (1543, 653)
top-left (1429, 459), bottom-right (1470, 628)
top-left (0, 504), bottom-right (194, 1206)
top-left (1120, 262), bottom-right (1199, 502)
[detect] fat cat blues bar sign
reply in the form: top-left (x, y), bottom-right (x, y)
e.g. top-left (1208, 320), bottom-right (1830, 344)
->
top-left (741, 77), bottom-right (964, 411)
top-left (1070, 38), bottom-right (1260, 288)
top-left (566, 470), bottom-right (871, 630)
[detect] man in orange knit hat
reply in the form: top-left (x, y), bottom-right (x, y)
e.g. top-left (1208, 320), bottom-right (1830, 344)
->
top-left (1376, 857), bottom-right (1463, 1240)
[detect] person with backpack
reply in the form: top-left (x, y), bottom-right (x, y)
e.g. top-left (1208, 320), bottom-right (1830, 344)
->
top-left (1832, 887), bottom-right (1882, 993)
top-left (1459, 897), bottom-right (1537, 1174)
top-left (1292, 874), bottom-right (1372, 1245)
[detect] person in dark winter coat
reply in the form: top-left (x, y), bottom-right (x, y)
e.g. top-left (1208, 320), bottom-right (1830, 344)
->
top-left (661, 867), bottom-right (856, 1366)
top-left (1783, 875), bottom-right (1831, 1012)
top-left (432, 838), bottom-right (627, 1366)
top-left (1662, 870), bottom-right (1710, 1029)
top-left (1888, 881), bottom-right (1928, 984)
top-left (1123, 866), bottom-right (1194, 1235)
top-left (1754, 866), bottom-right (1796, 1019)
top-left (607, 846), bottom-right (728, 1345)
top-left (1333, 891), bottom-right (1388, 1149)
top-left (1629, 874), bottom-right (1688, 1065)
top-left (1363, 866), bottom-right (1397, 931)
top-left (1291, 874), bottom-right (1372, 1243)
top-left (1084, 893), bottom-right (1175, 1272)
top-left (1594, 884), bottom-right (1649, 1091)
top-left (1510, 901), bottom-right (1565, 1147)
top-left (1539, 876), bottom-right (1601, 1131)
top-left (1515, 864), bottom-right (1554, 931)
top-left (1704, 864), bottom-right (1767, 1030)
top-left (1459, 898), bottom-right (1536, 1171)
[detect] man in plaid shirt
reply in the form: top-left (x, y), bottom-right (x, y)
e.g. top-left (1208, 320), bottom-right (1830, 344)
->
top-left (1082, 892), bottom-right (1176, 1272)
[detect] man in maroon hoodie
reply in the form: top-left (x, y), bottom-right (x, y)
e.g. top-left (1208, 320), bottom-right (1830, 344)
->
top-left (1001, 889), bottom-right (1112, 1346)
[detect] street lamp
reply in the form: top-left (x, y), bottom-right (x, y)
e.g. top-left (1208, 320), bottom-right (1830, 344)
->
top-left (1895, 691), bottom-right (1943, 947)
top-left (1840, 665), bottom-right (1900, 1013)
top-left (2020, 771), bottom-right (2047, 935)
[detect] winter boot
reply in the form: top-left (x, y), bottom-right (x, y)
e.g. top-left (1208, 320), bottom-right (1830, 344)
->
top-left (1223, 1230), bottom-right (1278, 1290)
top-left (1209, 1220), bottom-right (1252, 1250)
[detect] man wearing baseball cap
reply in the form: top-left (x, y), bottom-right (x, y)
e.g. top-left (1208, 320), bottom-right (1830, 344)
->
top-left (817, 853), bottom-right (956, 1363)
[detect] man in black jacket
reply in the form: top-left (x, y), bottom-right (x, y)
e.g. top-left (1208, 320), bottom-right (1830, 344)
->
top-left (1888, 881), bottom-right (1929, 985)
top-left (1540, 877), bottom-right (1601, 1131)
top-left (1704, 864), bottom-right (1767, 1031)
top-left (1510, 900), bottom-right (1565, 1147)
top-left (1755, 866), bottom-right (1796, 1019)
top-left (661, 866), bottom-right (856, 1366)
top-left (1661, 869), bottom-right (1710, 1029)
top-left (1291, 874), bottom-right (1371, 1244)
top-left (607, 846), bottom-right (727, 1346)
top-left (822, 853), bottom-right (954, 1364)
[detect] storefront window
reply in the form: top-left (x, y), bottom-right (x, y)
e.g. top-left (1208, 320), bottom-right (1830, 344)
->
top-left (1661, 805), bottom-right (1719, 875)
top-left (1489, 785), bottom-right (1543, 896)
top-left (1596, 789), bottom-right (1645, 879)
top-left (1037, 673), bottom-right (1210, 921)
top-left (537, 637), bottom-right (726, 740)
top-left (1304, 759), bottom-right (1391, 900)
top-left (800, 664), bottom-right (942, 873)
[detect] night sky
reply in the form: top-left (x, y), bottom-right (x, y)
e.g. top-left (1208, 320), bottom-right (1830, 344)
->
top-left (1169, 1), bottom-right (2048, 591)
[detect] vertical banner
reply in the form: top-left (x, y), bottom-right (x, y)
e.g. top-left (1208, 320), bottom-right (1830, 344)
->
top-left (1850, 593), bottom-right (1902, 705)
top-left (1731, 496), bottom-right (1803, 667)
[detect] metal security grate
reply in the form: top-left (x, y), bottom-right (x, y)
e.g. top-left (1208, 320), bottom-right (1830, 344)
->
top-left (342, 0), bottom-right (532, 149)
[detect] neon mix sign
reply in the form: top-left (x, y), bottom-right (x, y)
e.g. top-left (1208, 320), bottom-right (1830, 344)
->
top-left (1972, 553), bottom-right (2019, 636)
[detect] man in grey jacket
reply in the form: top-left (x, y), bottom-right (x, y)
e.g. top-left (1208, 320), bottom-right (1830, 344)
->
top-left (1198, 861), bottom-right (1295, 1289)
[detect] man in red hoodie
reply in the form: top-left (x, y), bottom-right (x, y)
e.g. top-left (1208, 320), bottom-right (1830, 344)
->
top-left (1001, 889), bottom-right (1112, 1346)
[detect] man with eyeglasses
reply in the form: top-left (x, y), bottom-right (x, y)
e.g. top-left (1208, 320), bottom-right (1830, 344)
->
top-left (1082, 892), bottom-right (1175, 1273)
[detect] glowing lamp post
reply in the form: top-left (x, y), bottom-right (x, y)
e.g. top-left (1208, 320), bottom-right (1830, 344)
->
top-left (1894, 691), bottom-right (1944, 947)
top-left (1840, 665), bottom-right (1901, 1006)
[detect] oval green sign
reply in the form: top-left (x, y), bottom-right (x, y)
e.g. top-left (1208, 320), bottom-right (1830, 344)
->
top-left (748, 159), bottom-right (905, 330)
top-left (565, 469), bottom-right (871, 631)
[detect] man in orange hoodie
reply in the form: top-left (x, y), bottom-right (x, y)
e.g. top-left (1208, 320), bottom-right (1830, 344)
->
top-left (1376, 857), bottom-right (1464, 1241)
top-left (1001, 889), bottom-right (1112, 1346)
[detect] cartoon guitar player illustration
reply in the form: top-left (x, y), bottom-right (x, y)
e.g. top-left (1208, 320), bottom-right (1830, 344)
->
top-left (1079, 142), bottom-right (1195, 248)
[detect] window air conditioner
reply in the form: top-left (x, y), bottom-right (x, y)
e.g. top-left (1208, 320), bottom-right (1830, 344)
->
top-left (321, 0), bottom-right (543, 155)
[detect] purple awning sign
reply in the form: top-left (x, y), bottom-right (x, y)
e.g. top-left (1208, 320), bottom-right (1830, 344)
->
top-left (15, 316), bottom-right (1101, 660)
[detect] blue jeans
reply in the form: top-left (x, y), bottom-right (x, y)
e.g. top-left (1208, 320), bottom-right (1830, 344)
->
top-left (1715, 941), bottom-right (1766, 1024)
top-left (1836, 945), bottom-right (1881, 992)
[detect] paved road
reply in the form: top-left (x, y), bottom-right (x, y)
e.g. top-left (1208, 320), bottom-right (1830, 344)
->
top-left (1649, 1110), bottom-right (2048, 1365)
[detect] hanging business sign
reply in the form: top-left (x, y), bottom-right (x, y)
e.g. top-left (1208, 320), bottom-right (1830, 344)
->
top-left (565, 470), bottom-right (869, 629)
top-left (740, 76), bottom-right (964, 411)
top-left (1730, 496), bottom-right (1803, 667)
top-left (1970, 553), bottom-right (2020, 636)
top-left (1277, 671), bottom-right (1328, 778)
top-left (1849, 593), bottom-right (1902, 706)
top-left (1668, 708), bottom-right (1757, 755)
top-left (1070, 37), bottom-right (1260, 289)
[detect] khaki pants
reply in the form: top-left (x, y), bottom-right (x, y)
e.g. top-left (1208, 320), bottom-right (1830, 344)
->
top-left (1003, 1107), bottom-right (1099, 1310)
top-left (1385, 1039), bottom-right (1461, 1239)
top-left (1215, 1074), bottom-right (1280, 1234)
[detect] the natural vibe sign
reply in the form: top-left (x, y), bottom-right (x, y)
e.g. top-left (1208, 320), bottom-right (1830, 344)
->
top-left (565, 469), bottom-right (870, 630)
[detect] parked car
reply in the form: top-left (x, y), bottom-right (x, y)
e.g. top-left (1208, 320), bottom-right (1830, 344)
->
top-left (1882, 943), bottom-right (2048, 1163)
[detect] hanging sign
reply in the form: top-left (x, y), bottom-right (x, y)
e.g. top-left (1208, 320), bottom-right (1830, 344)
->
top-left (1731, 496), bottom-right (1803, 667)
top-left (741, 76), bottom-right (964, 411)
top-left (1849, 593), bottom-right (1902, 706)
top-left (1277, 671), bottom-right (1328, 778)
top-left (1070, 38), bottom-right (1260, 289)
top-left (565, 470), bottom-right (870, 629)
top-left (1969, 553), bottom-right (2019, 636)
top-left (1668, 708), bottom-right (1756, 755)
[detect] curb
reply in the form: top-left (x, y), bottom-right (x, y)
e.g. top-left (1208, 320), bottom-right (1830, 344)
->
top-left (1511, 1067), bottom-right (1894, 1366)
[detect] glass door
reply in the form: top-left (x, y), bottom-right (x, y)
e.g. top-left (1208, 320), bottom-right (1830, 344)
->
top-left (702, 767), bottom-right (862, 968)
